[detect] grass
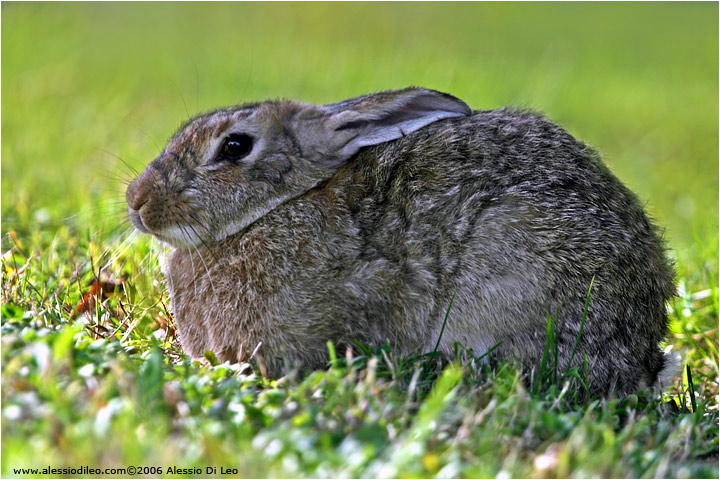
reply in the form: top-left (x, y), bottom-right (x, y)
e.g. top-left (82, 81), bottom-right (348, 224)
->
top-left (2, 2), bottom-right (718, 478)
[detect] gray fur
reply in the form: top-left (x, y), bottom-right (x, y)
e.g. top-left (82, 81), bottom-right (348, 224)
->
top-left (126, 87), bottom-right (677, 395)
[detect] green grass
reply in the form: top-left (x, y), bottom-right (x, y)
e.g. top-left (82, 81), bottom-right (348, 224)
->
top-left (2, 3), bottom-right (718, 478)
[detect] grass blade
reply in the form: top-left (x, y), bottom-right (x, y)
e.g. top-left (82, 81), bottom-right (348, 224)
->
top-left (686, 364), bottom-right (698, 413)
top-left (431, 290), bottom-right (457, 360)
top-left (567, 276), bottom-right (595, 374)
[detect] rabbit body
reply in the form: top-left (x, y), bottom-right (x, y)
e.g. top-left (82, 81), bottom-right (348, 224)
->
top-left (127, 88), bottom-right (676, 395)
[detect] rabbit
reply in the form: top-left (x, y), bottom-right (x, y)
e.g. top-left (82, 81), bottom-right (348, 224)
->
top-left (126, 87), bottom-right (677, 395)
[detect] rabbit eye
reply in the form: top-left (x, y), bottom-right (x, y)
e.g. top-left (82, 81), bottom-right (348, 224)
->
top-left (217, 133), bottom-right (254, 162)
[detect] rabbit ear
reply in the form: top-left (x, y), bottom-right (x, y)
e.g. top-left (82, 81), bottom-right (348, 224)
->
top-left (314, 88), bottom-right (472, 165)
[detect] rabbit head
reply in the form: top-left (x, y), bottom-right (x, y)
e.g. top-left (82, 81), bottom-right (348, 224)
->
top-left (126, 87), bottom-right (471, 248)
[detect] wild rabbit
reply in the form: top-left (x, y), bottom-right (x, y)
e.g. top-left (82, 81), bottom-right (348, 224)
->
top-left (126, 87), bottom-right (677, 395)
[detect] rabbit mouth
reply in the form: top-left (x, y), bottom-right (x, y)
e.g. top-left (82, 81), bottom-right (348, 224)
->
top-left (128, 208), bottom-right (151, 234)
top-left (128, 206), bottom-right (210, 249)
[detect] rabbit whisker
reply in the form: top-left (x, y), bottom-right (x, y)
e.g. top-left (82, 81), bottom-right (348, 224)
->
top-left (182, 215), bottom-right (222, 306)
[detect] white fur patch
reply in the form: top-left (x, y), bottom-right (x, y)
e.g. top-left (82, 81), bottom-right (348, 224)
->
top-left (156, 225), bottom-right (204, 248)
top-left (657, 350), bottom-right (683, 391)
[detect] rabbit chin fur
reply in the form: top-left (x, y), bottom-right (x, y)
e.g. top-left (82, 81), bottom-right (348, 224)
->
top-left (128, 87), bottom-right (678, 396)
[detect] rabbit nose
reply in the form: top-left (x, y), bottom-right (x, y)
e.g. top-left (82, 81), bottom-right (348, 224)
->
top-left (126, 167), bottom-right (161, 211)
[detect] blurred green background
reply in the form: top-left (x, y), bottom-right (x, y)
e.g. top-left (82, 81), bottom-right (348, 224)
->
top-left (2, 1), bottom-right (718, 261)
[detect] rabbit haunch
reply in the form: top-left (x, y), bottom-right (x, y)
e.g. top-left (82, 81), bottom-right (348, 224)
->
top-left (126, 87), bottom-right (676, 395)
